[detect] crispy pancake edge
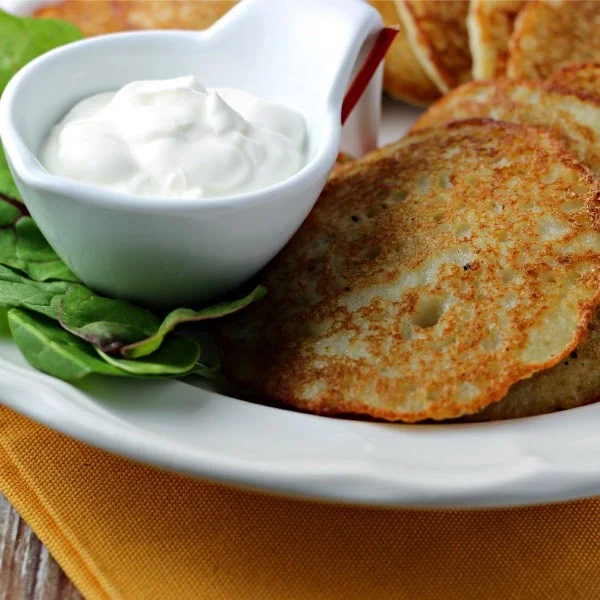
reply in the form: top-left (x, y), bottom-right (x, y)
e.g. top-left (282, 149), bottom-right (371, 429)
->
top-left (395, 0), bottom-right (472, 94)
top-left (467, 0), bottom-right (525, 79)
top-left (370, 1), bottom-right (441, 105)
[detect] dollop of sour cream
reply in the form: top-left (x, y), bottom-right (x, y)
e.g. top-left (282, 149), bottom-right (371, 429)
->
top-left (40, 76), bottom-right (307, 199)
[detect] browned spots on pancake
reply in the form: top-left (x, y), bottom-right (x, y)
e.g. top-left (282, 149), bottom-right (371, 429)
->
top-left (547, 62), bottom-right (600, 102)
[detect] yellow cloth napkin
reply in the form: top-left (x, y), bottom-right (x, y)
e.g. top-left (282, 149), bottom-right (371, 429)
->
top-left (1, 405), bottom-right (599, 600)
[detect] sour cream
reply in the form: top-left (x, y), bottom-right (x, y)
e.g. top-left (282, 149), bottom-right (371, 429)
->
top-left (40, 76), bottom-right (307, 199)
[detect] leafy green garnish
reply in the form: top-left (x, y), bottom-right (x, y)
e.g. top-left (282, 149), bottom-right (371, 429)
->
top-left (59, 284), bottom-right (161, 352)
top-left (10, 308), bottom-right (202, 381)
top-left (97, 336), bottom-right (201, 376)
top-left (120, 286), bottom-right (266, 359)
top-left (0, 264), bottom-right (69, 318)
top-left (0, 191), bottom-right (21, 224)
top-left (58, 283), bottom-right (265, 359)
top-left (0, 189), bottom-right (79, 282)
top-left (9, 308), bottom-right (131, 380)
top-left (0, 10), bottom-right (83, 198)
top-left (0, 146), bottom-right (21, 200)
top-left (0, 306), bottom-right (11, 337)
top-left (0, 214), bottom-right (80, 282)
top-left (0, 10), bottom-right (82, 92)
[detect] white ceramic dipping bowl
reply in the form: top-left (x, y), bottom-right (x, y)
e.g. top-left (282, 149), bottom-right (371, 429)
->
top-left (0, 0), bottom-right (382, 306)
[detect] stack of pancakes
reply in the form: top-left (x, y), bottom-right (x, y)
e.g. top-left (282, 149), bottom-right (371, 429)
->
top-left (35, 1), bottom-right (600, 421)
top-left (371, 0), bottom-right (600, 106)
top-left (36, 1), bottom-right (600, 107)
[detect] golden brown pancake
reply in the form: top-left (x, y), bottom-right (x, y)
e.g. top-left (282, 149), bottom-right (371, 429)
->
top-left (507, 0), bottom-right (600, 80)
top-left (547, 62), bottom-right (600, 101)
top-left (34, 1), bottom-right (237, 37)
top-left (219, 120), bottom-right (600, 422)
top-left (369, 1), bottom-right (440, 105)
top-left (394, 0), bottom-right (472, 93)
top-left (411, 79), bottom-right (600, 177)
top-left (468, 0), bottom-right (525, 79)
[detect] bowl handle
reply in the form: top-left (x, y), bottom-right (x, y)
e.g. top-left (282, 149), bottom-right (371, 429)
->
top-left (211, 0), bottom-right (384, 156)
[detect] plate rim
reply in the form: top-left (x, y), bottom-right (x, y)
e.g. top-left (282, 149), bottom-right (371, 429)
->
top-left (2, 352), bottom-right (600, 509)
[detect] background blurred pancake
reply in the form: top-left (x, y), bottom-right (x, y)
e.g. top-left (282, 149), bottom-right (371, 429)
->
top-left (219, 120), bottom-right (600, 422)
top-left (395, 0), bottom-right (471, 93)
top-left (34, 0), bottom-right (237, 36)
top-left (507, 0), bottom-right (600, 79)
top-left (411, 79), bottom-right (600, 177)
top-left (370, 1), bottom-right (440, 105)
top-left (468, 0), bottom-right (525, 79)
top-left (547, 62), bottom-right (600, 101)
top-left (34, 0), bottom-right (125, 35)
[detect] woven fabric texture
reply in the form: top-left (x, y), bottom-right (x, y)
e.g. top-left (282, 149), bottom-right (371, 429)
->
top-left (0, 406), bottom-right (598, 600)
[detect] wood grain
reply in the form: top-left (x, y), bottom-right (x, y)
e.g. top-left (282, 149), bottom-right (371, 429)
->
top-left (0, 495), bottom-right (82, 600)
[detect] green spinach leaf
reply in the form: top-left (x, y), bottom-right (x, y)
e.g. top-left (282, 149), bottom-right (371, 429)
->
top-left (0, 191), bottom-right (21, 225)
top-left (9, 308), bottom-right (131, 380)
top-left (97, 336), bottom-right (201, 376)
top-left (0, 10), bottom-right (83, 199)
top-left (58, 284), bottom-right (161, 352)
top-left (10, 308), bottom-right (201, 380)
top-left (0, 264), bottom-right (69, 318)
top-left (0, 306), bottom-right (10, 337)
top-left (122, 285), bottom-right (266, 358)
top-left (0, 196), bottom-right (79, 282)
top-left (0, 9), bottom-right (82, 93)
top-left (0, 146), bottom-right (21, 200)
top-left (59, 283), bottom-right (265, 358)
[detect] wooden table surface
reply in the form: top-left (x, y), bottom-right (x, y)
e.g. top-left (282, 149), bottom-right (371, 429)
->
top-left (0, 495), bottom-right (81, 600)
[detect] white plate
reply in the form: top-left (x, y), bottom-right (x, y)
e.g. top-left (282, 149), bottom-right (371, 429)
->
top-left (2, 98), bottom-right (600, 509)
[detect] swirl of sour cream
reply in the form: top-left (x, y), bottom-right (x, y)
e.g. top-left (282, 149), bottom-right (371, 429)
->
top-left (41, 76), bottom-right (307, 199)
